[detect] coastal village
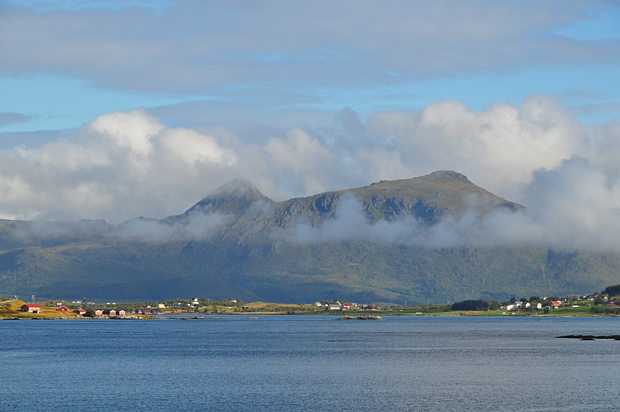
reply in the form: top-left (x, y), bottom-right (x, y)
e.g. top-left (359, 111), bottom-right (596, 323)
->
top-left (2, 284), bottom-right (620, 319)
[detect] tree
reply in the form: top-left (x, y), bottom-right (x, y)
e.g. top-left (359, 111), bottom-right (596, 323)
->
top-left (451, 300), bottom-right (499, 311)
top-left (603, 284), bottom-right (620, 297)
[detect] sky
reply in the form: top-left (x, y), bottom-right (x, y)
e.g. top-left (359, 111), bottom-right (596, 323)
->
top-left (1, 0), bottom-right (620, 250)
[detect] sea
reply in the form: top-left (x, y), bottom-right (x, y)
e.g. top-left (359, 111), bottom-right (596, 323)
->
top-left (1, 315), bottom-right (619, 411)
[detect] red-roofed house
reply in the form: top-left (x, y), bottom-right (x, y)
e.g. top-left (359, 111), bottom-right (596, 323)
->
top-left (21, 304), bottom-right (41, 314)
top-left (551, 301), bottom-right (561, 309)
top-left (56, 306), bottom-right (70, 312)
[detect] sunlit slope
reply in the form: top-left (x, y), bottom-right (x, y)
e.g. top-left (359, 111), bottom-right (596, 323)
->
top-left (265, 170), bottom-right (521, 229)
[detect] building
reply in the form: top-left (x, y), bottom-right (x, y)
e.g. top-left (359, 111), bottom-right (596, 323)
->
top-left (138, 308), bottom-right (161, 314)
top-left (20, 304), bottom-right (40, 314)
top-left (327, 303), bottom-right (343, 311)
top-left (56, 306), bottom-right (70, 312)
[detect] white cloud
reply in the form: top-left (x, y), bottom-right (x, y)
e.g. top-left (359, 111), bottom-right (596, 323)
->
top-left (265, 128), bottom-right (334, 195)
top-left (89, 109), bottom-right (162, 156)
top-left (266, 128), bottom-right (330, 173)
top-left (0, 94), bottom-right (616, 255)
top-left (1, 2), bottom-right (616, 94)
top-left (160, 127), bottom-right (237, 167)
top-left (367, 94), bottom-right (586, 203)
top-left (0, 109), bottom-right (242, 223)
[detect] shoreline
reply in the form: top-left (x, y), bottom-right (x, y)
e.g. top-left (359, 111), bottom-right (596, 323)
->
top-left (2, 311), bottom-right (617, 320)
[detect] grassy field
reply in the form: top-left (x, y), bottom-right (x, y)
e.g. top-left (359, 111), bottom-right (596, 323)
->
top-left (0, 300), bottom-right (83, 319)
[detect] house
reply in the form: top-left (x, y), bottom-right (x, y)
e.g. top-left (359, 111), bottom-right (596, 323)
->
top-left (21, 304), bottom-right (40, 314)
top-left (342, 303), bottom-right (350, 311)
top-left (56, 306), bottom-right (70, 312)
top-left (551, 301), bottom-right (561, 309)
top-left (73, 308), bottom-right (87, 315)
top-left (118, 310), bottom-right (126, 316)
top-left (94, 310), bottom-right (103, 316)
top-left (138, 308), bottom-right (161, 314)
top-left (327, 303), bottom-right (343, 311)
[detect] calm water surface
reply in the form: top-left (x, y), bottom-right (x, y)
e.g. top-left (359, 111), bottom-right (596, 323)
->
top-left (1, 316), bottom-right (619, 411)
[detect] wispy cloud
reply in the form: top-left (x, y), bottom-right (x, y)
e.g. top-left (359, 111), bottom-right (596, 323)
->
top-left (0, 112), bottom-right (33, 127)
top-left (1, 1), bottom-right (617, 95)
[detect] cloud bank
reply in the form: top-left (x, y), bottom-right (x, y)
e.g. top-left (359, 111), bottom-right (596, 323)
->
top-left (2, 1), bottom-right (617, 94)
top-left (0, 94), bottom-right (619, 251)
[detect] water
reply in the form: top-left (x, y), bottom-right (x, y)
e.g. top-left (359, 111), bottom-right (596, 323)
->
top-left (1, 316), bottom-right (619, 411)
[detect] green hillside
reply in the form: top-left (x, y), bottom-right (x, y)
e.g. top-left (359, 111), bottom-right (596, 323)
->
top-left (0, 171), bottom-right (618, 303)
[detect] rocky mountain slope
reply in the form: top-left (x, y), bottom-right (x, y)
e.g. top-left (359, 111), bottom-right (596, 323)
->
top-left (0, 171), bottom-right (618, 304)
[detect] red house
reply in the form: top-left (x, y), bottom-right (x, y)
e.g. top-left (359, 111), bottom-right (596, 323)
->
top-left (20, 304), bottom-right (41, 314)
top-left (551, 301), bottom-right (561, 308)
top-left (56, 306), bottom-right (70, 312)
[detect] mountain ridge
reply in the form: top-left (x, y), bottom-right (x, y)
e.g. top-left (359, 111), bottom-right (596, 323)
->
top-left (0, 171), bottom-right (618, 304)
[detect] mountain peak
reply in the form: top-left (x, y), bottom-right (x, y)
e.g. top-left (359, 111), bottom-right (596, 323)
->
top-left (214, 178), bottom-right (261, 195)
top-left (185, 179), bottom-right (273, 215)
top-left (425, 170), bottom-right (470, 182)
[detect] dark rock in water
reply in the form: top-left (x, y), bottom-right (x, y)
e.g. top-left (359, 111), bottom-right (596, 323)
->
top-left (557, 334), bottom-right (620, 340)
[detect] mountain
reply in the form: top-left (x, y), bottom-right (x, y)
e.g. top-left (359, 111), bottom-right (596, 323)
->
top-left (269, 170), bottom-right (521, 228)
top-left (0, 171), bottom-right (618, 304)
top-left (182, 178), bottom-right (274, 216)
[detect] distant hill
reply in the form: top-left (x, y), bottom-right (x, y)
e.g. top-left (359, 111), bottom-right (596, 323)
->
top-left (0, 171), bottom-right (618, 304)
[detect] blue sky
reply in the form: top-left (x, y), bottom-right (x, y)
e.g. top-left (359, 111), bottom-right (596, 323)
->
top-left (1, 0), bottom-right (620, 241)
top-left (1, 1), bottom-right (619, 133)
